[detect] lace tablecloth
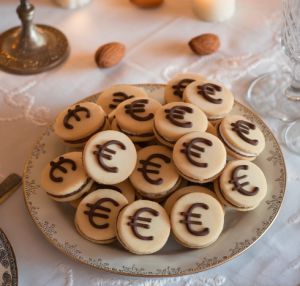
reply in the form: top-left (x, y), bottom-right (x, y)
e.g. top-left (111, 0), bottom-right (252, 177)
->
top-left (0, 0), bottom-right (299, 285)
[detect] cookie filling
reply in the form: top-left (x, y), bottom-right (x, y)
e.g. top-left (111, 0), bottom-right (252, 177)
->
top-left (217, 124), bottom-right (256, 158)
top-left (115, 123), bottom-right (154, 138)
top-left (47, 178), bottom-right (92, 199)
top-left (64, 118), bottom-right (108, 144)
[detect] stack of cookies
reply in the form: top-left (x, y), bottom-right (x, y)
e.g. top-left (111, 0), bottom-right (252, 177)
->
top-left (40, 74), bottom-right (267, 255)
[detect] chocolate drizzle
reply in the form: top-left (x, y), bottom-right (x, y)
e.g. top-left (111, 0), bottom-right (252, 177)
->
top-left (125, 99), bottom-right (154, 121)
top-left (137, 153), bottom-right (171, 185)
top-left (165, 106), bottom-right (193, 128)
top-left (127, 207), bottom-right (159, 240)
top-left (49, 157), bottom-right (77, 182)
top-left (229, 165), bottom-right (259, 196)
top-left (180, 203), bottom-right (210, 236)
top-left (109, 92), bottom-right (134, 109)
top-left (231, 120), bottom-right (258, 145)
top-left (84, 197), bottom-right (120, 229)
top-left (63, 105), bottom-right (91, 129)
top-left (93, 140), bottom-right (126, 173)
top-left (180, 138), bottom-right (213, 167)
top-left (172, 79), bottom-right (195, 99)
top-left (197, 83), bottom-right (222, 104)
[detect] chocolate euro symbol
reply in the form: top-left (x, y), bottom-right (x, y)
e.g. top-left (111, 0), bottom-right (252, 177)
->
top-left (229, 165), bottom-right (259, 196)
top-left (165, 105), bottom-right (193, 128)
top-left (63, 105), bottom-right (91, 129)
top-left (180, 203), bottom-right (210, 236)
top-left (137, 153), bottom-right (171, 185)
top-left (109, 92), bottom-right (134, 109)
top-left (93, 140), bottom-right (126, 173)
top-left (172, 79), bottom-right (195, 99)
top-left (231, 120), bottom-right (258, 145)
top-left (127, 207), bottom-right (159, 240)
top-left (84, 198), bottom-right (120, 229)
top-left (180, 138), bottom-right (213, 167)
top-left (197, 83), bottom-right (223, 104)
top-left (124, 99), bottom-right (154, 121)
top-left (49, 157), bottom-right (77, 182)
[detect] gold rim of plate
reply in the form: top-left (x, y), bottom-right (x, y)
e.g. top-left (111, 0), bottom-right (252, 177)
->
top-left (23, 84), bottom-right (287, 277)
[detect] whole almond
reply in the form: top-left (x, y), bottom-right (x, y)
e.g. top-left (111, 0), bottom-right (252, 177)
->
top-left (130, 0), bottom-right (164, 9)
top-left (95, 42), bottom-right (126, 68)
top-left (188, 34), bottom-right (220, 56)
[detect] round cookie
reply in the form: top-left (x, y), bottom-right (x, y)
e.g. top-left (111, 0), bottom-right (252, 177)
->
top-left (96, 85), bottom-right (148, 122)
top-left (153, 102), bottom-right (208, 147)
top-left (41, 152), bottom-right (93, 202)
top-left (217, 115), bottom-right (265, 161)
top-left (164, 185), bottom-right (219, 216)
top-left (75, 190), bottom-right (128, 244)
top-left (183, 79), bottom-right (234, 122)
top-left (54, 102), bottom-right (109, 147)
top-left (69, 179), bottom-right (136, 208)
top-left (215, 160), bottom-right (267, 211)
top-left (116, 200), bottom-right (170, 254)
top-left (83, 130), bottom-right (137, 184)
top-left (173, 131), bottom-right (227, 183)
top-left (165, 73), bottom-right (206, 103)
top-left (129, 145), bottom-right (181, 200)
top-left (114, 97), bottom-right (162, 142)
top-left (171, 192), bottom-right (224, 248)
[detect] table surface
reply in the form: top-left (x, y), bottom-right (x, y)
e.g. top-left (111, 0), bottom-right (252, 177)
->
top-left (0, 0), bottom-right (299, 285)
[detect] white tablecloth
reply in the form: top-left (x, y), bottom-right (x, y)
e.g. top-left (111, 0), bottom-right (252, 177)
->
top-left (0, 0), bottom-right (299, 285)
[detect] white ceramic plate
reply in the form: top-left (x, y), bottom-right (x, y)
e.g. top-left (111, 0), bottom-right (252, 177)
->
top-left (23, 84), bottom-right (286, 277)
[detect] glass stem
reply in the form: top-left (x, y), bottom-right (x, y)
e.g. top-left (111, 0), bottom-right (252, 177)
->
top-left (286, 61), bottom-right (300, 101)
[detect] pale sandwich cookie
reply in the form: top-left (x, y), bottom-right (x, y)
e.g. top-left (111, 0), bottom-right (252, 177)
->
top-left (217, 115), bottom-right (265, 160)
top-left (153, 102), bottom-right (208, 147)
top-left (41, 152), bottom-right (93, 202)
top-left (171, 192), bottom-right (224, 248)
top-left (116, 200), bottom-right (170, 254)
top-left (183, 79), bottom-right (234, 122)
top-left (75, 190), bottom-right (128, 244)
top-left (130, 145), bottom-right (181, 200)
top-left (83, 130), bottom-right (137, 185)
top-left (54, 101), bottom-right (109, 147)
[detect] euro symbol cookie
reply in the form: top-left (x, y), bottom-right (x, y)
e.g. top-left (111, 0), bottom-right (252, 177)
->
top-left (130, 145), bottom-right (181, 200)
top-left (180, 203), bottom-right (210, 236)
top-left (49, 156), bottom-right (77, 182)
top-left (93, 140), bottom-right (126, 173)
top-left (217, 115), bottom-right (265, 160)
top-left (180, 137), bottom-right (213, 168)
top-left (153, 102), bottom-right (208, 147)
top-left (116, 200), bottom-right (170, 254)
top-left (137, 153), bottom-right (171, 185)
top-left (173, 132), bottom-right (226, 183)
top-left (75, 190), bottom-right (128, 244)
top-left (197, 83), bottom-right (222, 104)
top-left (84, 197), bottom-right (120, 229)
top-left (63, 104), bottom-right (91, 129)
top-left (230, 165), bottom-right (259, 196)
top-left (171, 192), bottom-right (224, 248)
top-left (127, 207), bottom-right (159, 240)
top-left (165, 105), bottom-right (193, 128)
top-left (83, 130), bottom-right (137, 184)
top-left (231, 120), bottom-right (258, 146)
top-left (172, 79), bottom-right (195, 99)
top-left (41, 152), bottom-right (93, 202)
top-left (125, 99), bottom-right (154, 121)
